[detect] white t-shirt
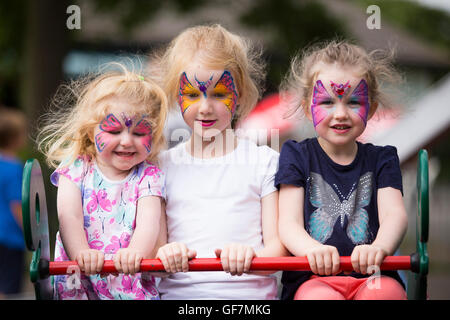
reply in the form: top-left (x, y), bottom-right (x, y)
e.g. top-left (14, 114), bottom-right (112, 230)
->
top-left (158, 138), bottom-right (279, 300)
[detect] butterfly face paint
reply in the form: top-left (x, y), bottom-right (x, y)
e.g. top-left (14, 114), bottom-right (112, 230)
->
top-left (213, 71), bottom-right (238, 115)
top-left (330, 81), bottom-right (351, 99)
top-left (311, 80), bottom-right (335, 127)
top-left (179, 72), bottom-right (200, 115)
top-left (95, 114), bottom-right (122, 152)
top-left (310, 79), bottom-right (370, 127)
top-left (194, 75), bottom-right (213, 98)
top-left (178, 70), bottom-right (238, 116)
top-left (121, 112), bottom-right (134, 131)
top-left (95, 113), bottom-right (153, 154)
top-left (133, 118), bottom-right (153, 153)
top-left (348, 79), bottom-right (370, 125)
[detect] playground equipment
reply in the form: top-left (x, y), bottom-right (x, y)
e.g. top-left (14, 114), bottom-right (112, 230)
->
top-left (21, 150), bottom-right (429, 300)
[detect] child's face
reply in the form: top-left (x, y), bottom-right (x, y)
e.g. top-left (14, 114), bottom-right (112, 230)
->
top-left (93, 98), bottom-right (152, 179)
top-left (178, 59), bottom-right (238, 140)
top-left (307, 64), bottom-right (372, 148)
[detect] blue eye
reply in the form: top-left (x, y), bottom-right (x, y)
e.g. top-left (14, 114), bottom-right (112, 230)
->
top-left (320, 100), bottom-right (333, 105)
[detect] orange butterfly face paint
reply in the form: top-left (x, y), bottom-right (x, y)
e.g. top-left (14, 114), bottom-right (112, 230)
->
top-left (212, 71), bottom-right (238, 115)
top-left (178, 71), bottom-right (238, 116)
top-left (178, 72), bottom-right (201, 115)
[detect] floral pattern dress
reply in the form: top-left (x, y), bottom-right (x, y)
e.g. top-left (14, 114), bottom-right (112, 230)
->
top-left (50, 156), bottom-right (165, 300)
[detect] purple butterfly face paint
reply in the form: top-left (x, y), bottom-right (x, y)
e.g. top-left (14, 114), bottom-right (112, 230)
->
top-left (311, 80), bottom-right (335, 127)
top-left (121, 112), bottom-right (134, 130)
top-left (194, 75), bottom-right (213, 98)
top-left (348, 79), bottom-right (370, 125)
top-left (330, 81), bottom-right (351, 99)
top-left (310, 79), bottom-right (370, 127)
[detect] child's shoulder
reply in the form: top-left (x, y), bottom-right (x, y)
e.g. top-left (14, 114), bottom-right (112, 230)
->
top-left (359, 142), bottom-right (399, 160)
top-left (240, 138), bottom-right (279, 156)
top-left (280, 138), bottom-right (315, 157)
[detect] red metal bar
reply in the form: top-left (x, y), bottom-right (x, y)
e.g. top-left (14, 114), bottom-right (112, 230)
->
top-left (49, 256), bottom-right (411, 275)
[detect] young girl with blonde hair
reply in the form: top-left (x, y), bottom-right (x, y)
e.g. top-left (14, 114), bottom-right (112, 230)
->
top-left (38, 63), bottom-right (167, 299)
top-left (151, 24), bottom-right (287, 300)
top-left (276, 40), bottom-right (408, 300)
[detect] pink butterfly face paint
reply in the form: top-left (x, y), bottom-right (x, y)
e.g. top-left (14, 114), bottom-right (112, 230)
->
top-left (133, 118), bottom-right (152, 153)
top-left (348, 79), bottom-right (370, 125)
top-left (311, 80), bottom-right (335, 127)
top-left (95, 114), bottom-right (122, 152)
top-left (330, 81), bottom-right (351, 99)
top-left (95, 113), bottom-right (153, 154)
top-left (213, 70), bottom-right (238, 115)
top-left (121, 112), bottom-right (135, 131)
top-left (310, 79), bottom-right (370, 127)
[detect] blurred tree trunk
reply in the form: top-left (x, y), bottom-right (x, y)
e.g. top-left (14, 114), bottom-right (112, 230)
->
top-left (21, 0), bottom-right (69, 126)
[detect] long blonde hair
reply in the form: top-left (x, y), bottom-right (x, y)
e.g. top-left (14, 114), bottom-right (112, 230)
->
top-left (149, 24), bottom-right (266, 126)
top-left (281, 40), bottom-right (402, 118)
top-left (37, 62), bottom-right (168, 169)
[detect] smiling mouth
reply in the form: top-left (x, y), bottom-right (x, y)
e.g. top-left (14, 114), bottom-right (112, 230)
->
top-left (198, 120), bottom-right (217, 127)
top-left (331, 124), bottom-right (351, 130)
top-left (114, 151), bottom-right (136, 157)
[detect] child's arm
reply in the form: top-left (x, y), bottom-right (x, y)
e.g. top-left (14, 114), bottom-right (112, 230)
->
top-left (214, 191), bottom-right (286, 276)
top-left (257, 190), bottom-right (289, 257)
top-left (232, 190), bottom-right (289, 276)
top-left (279, 184), bottom-right (340, 275)
top-left (57, 175), bottom-right (104, 275)
top-left (114, 195), bottom-right (162, 275)
top-left (351, 187), bottom-right (408, 274)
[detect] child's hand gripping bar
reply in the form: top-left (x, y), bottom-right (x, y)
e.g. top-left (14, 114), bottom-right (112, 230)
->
top-left (44, 255), bottom-right (417, 277)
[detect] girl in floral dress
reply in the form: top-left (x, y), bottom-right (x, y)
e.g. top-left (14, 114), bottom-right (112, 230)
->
top-left (37, 63), bottom-right (168, 299)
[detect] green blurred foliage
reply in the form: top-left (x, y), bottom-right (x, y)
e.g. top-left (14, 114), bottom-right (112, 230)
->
top-left (0, 0), bottom-right (26, 106)
top-left (354, 0), bottom-right (450, 53)
top-left (240, 0), bottom-right (347, 92)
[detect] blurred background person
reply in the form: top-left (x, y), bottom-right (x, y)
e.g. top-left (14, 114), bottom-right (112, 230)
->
top-left (0, 106), bottom-right (28, 297)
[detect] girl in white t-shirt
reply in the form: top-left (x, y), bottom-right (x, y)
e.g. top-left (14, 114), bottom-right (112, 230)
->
top-left (150, 24), bottom-right (288, 299)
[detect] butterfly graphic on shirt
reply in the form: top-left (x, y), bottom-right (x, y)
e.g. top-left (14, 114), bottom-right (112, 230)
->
top-left (86, 189), bottom-right (113, 214)
top-left (308, 172), bottom-right (373, 245)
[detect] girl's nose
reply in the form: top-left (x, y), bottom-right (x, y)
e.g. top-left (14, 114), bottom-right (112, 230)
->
top-left (198, 96), bottom-right (213, 114)
top-left (333, 102), bottom-right (350, 120)
top-left (119, 132), bottom-right (133, 146)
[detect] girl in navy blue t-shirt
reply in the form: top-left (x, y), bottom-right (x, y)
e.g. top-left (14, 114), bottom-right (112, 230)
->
top-left (275, 41), bottom-right (408, 300)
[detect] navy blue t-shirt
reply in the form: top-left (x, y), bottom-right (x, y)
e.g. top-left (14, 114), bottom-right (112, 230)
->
top-left (275, 138), bottom-right (404, 300)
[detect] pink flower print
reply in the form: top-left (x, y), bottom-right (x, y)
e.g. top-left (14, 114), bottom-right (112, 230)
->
top-left (89, 240), bottom-right (104, 250)
top-left (57, 167), bottom-right (72, 181)
top-left (86, 189), bottom-right (112, 214)
top-left (104, 232), bottom-right (131, 254)
top-left (138, 166), bottom-right (161, 184)
top-left (94, 279), bottom-right (114, 299)
top-left (56, 281), bottom-right (78, 299)
top-left (120, 275), bottom-right (146, 300)
top-left (128, 185), bottom-right (139, 203)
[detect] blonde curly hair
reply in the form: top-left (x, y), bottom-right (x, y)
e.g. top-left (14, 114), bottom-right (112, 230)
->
top-left (37, 62), bottom-right (168, 169)
top-left (281, 40), bottom-right (402, 119)
top-left (149, 24), bottom-right (266, 126)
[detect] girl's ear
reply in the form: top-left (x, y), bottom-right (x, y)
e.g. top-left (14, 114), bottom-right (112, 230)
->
top-left (302, 99), bottom-right (313, 121)
top-left (368, 101), bottom-right (378, 120)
